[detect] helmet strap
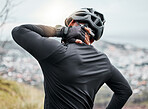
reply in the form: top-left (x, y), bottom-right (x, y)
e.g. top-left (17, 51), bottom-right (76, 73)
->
top-left (68, 20), bottom-right (74, 27)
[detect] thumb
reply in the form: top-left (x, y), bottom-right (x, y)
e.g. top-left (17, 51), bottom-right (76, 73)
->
top-left (75, 39), bottom-right (83, 44)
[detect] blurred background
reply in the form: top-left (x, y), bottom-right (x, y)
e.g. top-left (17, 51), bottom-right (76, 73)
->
top-left (0, 0), bottom-right (148, 109)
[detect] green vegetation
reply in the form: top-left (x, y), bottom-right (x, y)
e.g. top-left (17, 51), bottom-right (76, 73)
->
top-left (94, 85), bottom-right (113, 108)
top-left (1, 77), bottom-right (148, 109)
top-left (0, 77), bottom-right (44, 109)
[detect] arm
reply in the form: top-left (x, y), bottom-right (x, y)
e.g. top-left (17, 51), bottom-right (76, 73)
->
top-left (106, 65), bottom-right (132, 109)
top-left (11, 24), bottom-right (62, 61)
top-left (11, 24), bottom-right (89, 60)
top-left (12, 24), bottom-right (57, 37)
top-left (36, 25), bottom-right (57, 37)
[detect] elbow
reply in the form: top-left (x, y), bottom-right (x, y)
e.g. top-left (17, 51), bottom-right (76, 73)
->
top-left (123, 86), bottom-right (133, 99)
top-left (11, 26), bottom-right (20, 42)
top-left (127, 87), bottom-right (133, 97)
top-left (11, 25), bottom-right (26, 41)
top-left (11, 26), bottom-right (19, 38)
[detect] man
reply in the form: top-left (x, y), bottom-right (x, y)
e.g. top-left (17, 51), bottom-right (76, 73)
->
top-left (11, 8), bottom-right (132, 109)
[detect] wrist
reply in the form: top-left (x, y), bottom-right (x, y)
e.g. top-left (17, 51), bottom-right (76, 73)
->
top-left (55, 25), bottom-right (69, 38)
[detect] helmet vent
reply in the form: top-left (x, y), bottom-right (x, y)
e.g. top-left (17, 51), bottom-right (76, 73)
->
top-left (94, 11), bottom-right (99, 16)
top-left (75, 13), bottom-right (87, 16)
top-left (87, 8), bottom-right (93, 13)
top-left (98, 13), bottom-right (105, 23)
top-left (96, 21), bottom-right (102, 26)
top-left (77, 11), bottom-right (86, 13)
top-left (91, 16), bottom-right (96, 22)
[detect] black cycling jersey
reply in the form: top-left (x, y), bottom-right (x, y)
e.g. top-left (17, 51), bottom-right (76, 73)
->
top-left (11, 24), bottom-right (132, 109)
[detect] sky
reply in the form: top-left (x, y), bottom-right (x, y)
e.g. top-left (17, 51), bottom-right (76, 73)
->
top-left (1, 0), bottom-right (148, 48)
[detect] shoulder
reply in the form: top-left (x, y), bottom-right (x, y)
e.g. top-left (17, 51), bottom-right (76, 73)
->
top-left (90, 46), bottom-right (112, 64)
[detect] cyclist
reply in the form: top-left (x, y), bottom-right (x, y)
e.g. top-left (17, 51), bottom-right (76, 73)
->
top-left (11, 8), bottom-right (132, 109)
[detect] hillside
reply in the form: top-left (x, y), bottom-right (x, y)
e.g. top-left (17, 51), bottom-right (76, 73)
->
top-left (0, 77), bottom-right (44, 109)
top-left (1, 40), bottom-right (148, 109)
top-left (1, 77), bottom-right (148, 109)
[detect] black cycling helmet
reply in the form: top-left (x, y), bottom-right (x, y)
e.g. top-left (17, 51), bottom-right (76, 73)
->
top-left (65, 8), bottom-right (105, 40)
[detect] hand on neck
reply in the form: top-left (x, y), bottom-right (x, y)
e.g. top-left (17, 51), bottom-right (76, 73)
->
top-left (68, 20), bottom-right (94, 45)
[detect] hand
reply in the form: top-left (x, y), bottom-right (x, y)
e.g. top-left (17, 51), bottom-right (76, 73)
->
top-left (75, 27), bottom-right (94, 45)
top-left (63, 26), bottom-right (93, 45)
top-left (62, 26), bottom-right (85, 43)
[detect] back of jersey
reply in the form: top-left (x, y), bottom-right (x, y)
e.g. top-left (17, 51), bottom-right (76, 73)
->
top-left (40, 43), bottom-right (111, 109)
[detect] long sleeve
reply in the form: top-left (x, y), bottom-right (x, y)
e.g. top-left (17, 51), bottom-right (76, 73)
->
top-left (11, 24), bottom-right (62, 61)
top-left (37, 25), bottom-right (56, 37)
top-left (106, 65), bottom-right (132, 109)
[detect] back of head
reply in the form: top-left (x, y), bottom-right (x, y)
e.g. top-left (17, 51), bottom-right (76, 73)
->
top-left (65, 8), bottom-right (106, 41)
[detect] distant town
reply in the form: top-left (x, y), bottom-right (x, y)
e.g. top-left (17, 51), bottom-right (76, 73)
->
top-left (94, 41), bottom-right (148, 94)
top-left (0, 40), bottom-right (148, 94)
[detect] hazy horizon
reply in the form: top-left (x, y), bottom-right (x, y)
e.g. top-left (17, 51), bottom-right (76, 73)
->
top-left (1, 0), bottom-right (148, 48)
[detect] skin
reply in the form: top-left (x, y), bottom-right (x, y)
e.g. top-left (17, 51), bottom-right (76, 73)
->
top-left (68, 20), bottom-right (94, 45)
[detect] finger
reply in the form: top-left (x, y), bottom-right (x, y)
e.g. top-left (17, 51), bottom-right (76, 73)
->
top-left (79, 33), bottom-right (85, 42)
top-left (84, 33), bottom-right (90, 45)
top-left (80, 30), bottom-right (85, 36)
top-left (75, 39), bottom-right (83, 44)
top-left (68, 38), bottom-right (76, 43)
top-left (81, 28), bottom-right (86, 34)
top-left (84, 27), bottom-right (91, 34)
